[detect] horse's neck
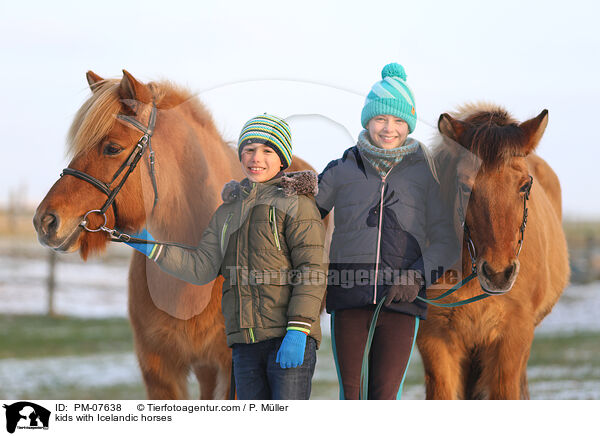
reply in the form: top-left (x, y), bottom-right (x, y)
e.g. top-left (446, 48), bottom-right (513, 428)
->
top-left (149, 123), bottom-right (236, 244)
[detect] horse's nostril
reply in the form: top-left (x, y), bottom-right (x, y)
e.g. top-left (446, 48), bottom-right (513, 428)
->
top-left (482, 261), bottom-right (492, 277)
top-left (41, 212), bottom-right (59, 235)
top-left (504, 263), bottom-right (516, 280)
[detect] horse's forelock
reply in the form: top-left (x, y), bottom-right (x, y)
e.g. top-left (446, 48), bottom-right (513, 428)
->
top-left (67, 79), bottom-right (121, 158)
top-left (464, 122), bottom-right (524, 168)
top-left (66, 77), bottom-right (207, 158)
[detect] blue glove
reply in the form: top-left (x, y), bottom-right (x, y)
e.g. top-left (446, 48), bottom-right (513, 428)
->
top-left (276, 330), bottom-right (307, 369)
top-left (124, 228), bottom-right (157, 257)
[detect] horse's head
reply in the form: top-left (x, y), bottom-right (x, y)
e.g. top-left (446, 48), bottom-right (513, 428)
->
top-left (437, 104), bottom-right (548, 294)
top-left (33, 70), bottom-right (196, 259)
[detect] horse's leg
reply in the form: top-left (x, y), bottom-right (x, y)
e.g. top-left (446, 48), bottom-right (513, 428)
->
top-left (519, 347), bottom-right (531, 400)
top-left (215, 361), bottom-right (232, 400)
top-left (129, 256), bottom-right (190, 400)
top-left (417, 333), bottom-right (464, 399)
top-left (134, 343), bottom-right (190, 399)
top-left (192, 359), bottom-right (231, 400)
top-left (462, 347), bottom-right (486, 399)
top-left (193, 364), bottom-right (217, 400)
top-left (191, 324), bottom-right (232, 400)
top-left (485, 330), bottom-right (534, 400)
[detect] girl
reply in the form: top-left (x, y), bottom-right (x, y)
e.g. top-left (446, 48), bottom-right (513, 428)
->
top-left (315, 63), bottom-right (458, 399)
top-left (128, 114), bottom-right (326, 400)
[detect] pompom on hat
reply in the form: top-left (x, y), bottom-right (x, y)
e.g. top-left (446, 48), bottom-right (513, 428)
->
top-left (237, 113), bottom-right (293, 169)
top-left (360, 63), bottom-right (417, 133)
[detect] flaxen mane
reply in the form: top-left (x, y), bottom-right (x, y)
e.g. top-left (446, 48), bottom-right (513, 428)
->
top-left (67, 80), bottom-right (214, 157)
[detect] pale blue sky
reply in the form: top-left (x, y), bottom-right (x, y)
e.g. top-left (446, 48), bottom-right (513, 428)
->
top-left (1, 0), bottom-right (598, 218)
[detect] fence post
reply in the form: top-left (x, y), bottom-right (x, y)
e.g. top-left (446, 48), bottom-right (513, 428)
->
top-left (585, 232), bottom-right (595, 283)
top-left (47, 250), bottom-right (57, 317)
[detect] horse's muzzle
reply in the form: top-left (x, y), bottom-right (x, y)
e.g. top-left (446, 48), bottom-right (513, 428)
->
top-left (33, 209), bottom-right (82, 252)
top-left (478, 260), bottom-right (520, 295)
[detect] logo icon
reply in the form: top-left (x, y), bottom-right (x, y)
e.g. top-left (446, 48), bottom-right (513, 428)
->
top-left (3, 402), bottom-right (50, 434)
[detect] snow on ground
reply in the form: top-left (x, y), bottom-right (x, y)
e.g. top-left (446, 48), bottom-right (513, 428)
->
top-left (0, 353), bottom-right (140, 399)
top-left (537, 282), bottom-right (600, 335)
top-left (2, 347), bottom-right (598, 400)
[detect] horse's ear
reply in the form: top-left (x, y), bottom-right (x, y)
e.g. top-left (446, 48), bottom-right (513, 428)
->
top-left (438, 113), bottom-right (467, 142)
top-left (86, 71), bottom-right (104, 93)
top-left (119, 70), bottom-right (152, 104)
top-left (519, 109), bottom-right (548, 155)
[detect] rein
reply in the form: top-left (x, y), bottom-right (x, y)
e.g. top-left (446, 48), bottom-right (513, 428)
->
top-left (358, 174), bottom-right (534, 399)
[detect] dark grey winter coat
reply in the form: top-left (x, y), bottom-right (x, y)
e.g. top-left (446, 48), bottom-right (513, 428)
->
top-left (315, 143), bottom-right (459, 319)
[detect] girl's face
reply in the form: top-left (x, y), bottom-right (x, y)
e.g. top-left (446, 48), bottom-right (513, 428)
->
top-left (367, 115), bottom-right (409, 149)
top-left (240, 143), bottom-right (283, 182)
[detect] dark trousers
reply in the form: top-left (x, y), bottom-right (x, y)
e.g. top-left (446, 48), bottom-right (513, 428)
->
top-left (331, 306), bottom-right (419, 399)
top-left (231, 337), bottom-right (317, 400)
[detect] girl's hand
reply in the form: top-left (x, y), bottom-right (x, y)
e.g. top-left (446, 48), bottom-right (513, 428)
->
top-left (384, 283), bottom-right (420, 305)
top-left (384, 270), bottom-right (424, 305)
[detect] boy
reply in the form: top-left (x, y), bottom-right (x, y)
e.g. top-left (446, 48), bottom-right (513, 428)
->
top-left (128, 114), bottom-right (326, 400)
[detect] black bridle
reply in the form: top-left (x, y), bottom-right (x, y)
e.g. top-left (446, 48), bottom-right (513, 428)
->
top-left (60, 101), bottom-right (196, 250)
top-left (62, 102), bottom-right (158, 226)
top-left (60, 103), bottom-right (160, 240)
top-left (58, 101), bottom-right (198, 250)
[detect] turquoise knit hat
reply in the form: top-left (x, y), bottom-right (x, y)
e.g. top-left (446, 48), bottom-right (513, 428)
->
top-left (237, 113), bottom-right (293, 169)
top-left (361, 63), bottom-right (417, 133)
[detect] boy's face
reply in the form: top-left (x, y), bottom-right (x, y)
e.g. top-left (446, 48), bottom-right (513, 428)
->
top-left (367, 115), bottom-right (409, 149)
top-left (240, 143), bottom-right (283, 183)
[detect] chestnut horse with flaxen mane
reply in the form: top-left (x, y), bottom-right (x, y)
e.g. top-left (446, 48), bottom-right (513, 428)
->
top-left (417, 103), bottom-right (570, 399)
top-left (33, 70), bottom-right (320, 399)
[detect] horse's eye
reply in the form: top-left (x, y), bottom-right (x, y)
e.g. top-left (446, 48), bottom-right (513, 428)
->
top-left (103, 144), bottom-right (123, 156)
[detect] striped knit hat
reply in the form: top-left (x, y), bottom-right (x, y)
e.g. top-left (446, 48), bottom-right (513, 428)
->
top-left (237, 113), bottom-right (293, 169)
top-left (361, 63), bottom-right (417, 133)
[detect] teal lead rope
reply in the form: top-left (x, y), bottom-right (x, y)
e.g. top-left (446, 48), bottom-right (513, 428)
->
top-left (358, 272), bottom-right (491, 399)
top-left (415, 271), bottom-right (488, 308)
top-left (359, 298), bottom-right (385, 400)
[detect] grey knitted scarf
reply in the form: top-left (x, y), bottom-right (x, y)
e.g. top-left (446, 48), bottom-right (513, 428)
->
top-left (356, 130), bottom-right (420, 178)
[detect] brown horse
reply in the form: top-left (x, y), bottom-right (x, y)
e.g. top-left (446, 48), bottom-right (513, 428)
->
top-left (33, 70), bottom-right (320, 399)
top-left (416, 102), bottom-right (570, 399)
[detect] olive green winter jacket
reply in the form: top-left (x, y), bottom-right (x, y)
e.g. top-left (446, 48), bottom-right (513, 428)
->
top-left (150, 170), bottom-right (326, 347)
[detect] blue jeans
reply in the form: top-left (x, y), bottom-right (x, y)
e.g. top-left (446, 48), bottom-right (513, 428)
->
top-left (231, 336), bottom-right (317, 400)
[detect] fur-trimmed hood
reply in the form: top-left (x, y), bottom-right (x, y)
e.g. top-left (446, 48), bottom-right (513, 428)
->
top-left (221, 170), bottom-right (318, 204)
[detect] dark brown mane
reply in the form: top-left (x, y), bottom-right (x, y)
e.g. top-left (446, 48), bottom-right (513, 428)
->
top-left (460, 107), bottom-right (526, 168)
top-left (432, 103), bottom-right (528, 208)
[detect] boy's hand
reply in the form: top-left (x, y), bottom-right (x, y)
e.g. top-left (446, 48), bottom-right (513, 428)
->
top-left (124, 228), bottom-right (156, 257)
top-left (275, 330), bottom-right (307, 368)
